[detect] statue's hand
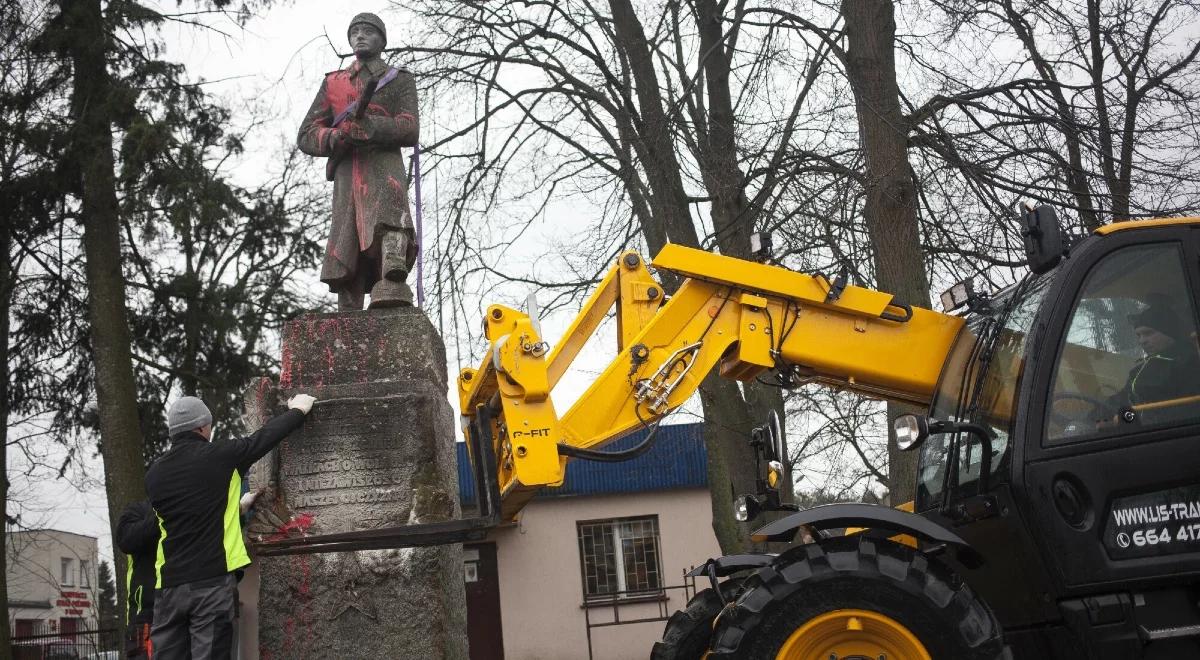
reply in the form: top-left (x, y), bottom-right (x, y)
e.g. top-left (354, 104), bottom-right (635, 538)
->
top-left (330, 129), bottom-right (349, 154)
top-left (341, 118), bottom-right (377, 145)
top-left (340, 118), bottom-right (367, 145)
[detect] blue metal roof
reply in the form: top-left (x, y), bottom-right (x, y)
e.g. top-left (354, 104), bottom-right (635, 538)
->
top-left (457, 423), bottom-right (707, 505)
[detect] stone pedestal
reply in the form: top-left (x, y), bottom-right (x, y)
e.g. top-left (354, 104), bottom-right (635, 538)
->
top-left (243, 308), bottom-right (467, 659)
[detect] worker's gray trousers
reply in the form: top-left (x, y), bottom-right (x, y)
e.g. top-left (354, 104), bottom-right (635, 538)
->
top-left (151, 573), bottom-right (237, 660)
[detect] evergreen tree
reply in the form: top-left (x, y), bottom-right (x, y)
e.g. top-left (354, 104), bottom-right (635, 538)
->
top-left (12, 0), bottom-right (320, 618)
top-left (2, 2), bottom-right (73, 653)
top-left (97, 560), bottom-right (118, 629)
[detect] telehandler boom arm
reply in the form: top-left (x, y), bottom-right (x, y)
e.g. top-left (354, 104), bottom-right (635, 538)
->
top-left (458, 245), bottom-right (964, 521)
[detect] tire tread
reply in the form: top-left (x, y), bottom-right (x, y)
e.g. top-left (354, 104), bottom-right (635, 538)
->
top-left (709, 536), bottom-right (1005, 659)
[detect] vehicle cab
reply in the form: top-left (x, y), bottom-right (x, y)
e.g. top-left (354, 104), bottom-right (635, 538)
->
top-left (916, 215), bottom-right (1200, 658)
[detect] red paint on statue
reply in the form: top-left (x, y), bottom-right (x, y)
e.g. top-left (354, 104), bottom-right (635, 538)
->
top-left (297, 552), bottom-right (313, 597)
top-left (255, 378), bottom-right (273, 409)
top-left (266, 512), bottom-right (315, 542)
top-left (278, 553), bottom-right (315, 657)
top-left (298, 60), bottom-right (419, 301)
top-left (298, 554), bottom-right (316, 649)
top-left (282, 616), bottom-right (296, 657)
top-left (279, 344), bottom-right (294, 389)
top-left (353, 158), bottom-right (371, 251)
top-left (323, 74), bottom-right (356, 115)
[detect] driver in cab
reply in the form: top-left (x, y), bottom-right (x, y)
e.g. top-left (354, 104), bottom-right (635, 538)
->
top-left (1103, 302), bottom-right (1200, 427)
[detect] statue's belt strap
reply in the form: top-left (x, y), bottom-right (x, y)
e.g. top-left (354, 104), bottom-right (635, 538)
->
top-left (331, 67), bottom-right (402, 128)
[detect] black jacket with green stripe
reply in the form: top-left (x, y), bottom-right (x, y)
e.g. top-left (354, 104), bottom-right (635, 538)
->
top-left (145, 410), bottom-right (305, 588)
top-left (115, 501), bottom-right (158, 623)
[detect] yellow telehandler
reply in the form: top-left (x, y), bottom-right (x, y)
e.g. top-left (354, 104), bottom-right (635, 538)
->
top-left (264, 207), bottom-right (1200, 658)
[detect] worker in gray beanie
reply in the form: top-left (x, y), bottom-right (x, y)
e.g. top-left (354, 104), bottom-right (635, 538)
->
top-left (167, 396), bottom-right (212, 436)
top-left (145, 392), bottom-right (316, 660)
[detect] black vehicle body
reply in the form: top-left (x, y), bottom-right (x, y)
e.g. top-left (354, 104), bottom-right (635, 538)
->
top-left (945, 222), bottom-right (1200, 659)
top-left (727, 220), bottom-right (1200, 658)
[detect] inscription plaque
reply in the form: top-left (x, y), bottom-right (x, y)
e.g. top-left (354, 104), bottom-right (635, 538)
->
top-left (246, 307), bottom-right (467, 659)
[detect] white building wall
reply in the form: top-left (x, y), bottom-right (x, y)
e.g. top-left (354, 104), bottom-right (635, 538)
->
top-left (491, 488), bottom-right (722, 660)
top-left (6, 530), bottom-right (100, 630)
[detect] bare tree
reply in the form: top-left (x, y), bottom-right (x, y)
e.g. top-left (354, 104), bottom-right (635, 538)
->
top-left (394, 0), bottom-right (1200, 517)
top-left (788, 387), bottom-right (888, 498)
top-left (834, 0), bottom-right (935, 501)
top-left (21, 0), bottom-right (316, 616)
top-left (920, 0), bottom-right (1200, 229)
top-left (395, 0), bottom-right (860, 550)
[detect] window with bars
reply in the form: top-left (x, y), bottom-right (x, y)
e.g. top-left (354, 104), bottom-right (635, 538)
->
top-left (577, 515), bottom-right (663, 600)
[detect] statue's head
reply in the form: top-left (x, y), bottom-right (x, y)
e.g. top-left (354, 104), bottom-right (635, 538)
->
top-left (348, 12), bottom-right (386, 60)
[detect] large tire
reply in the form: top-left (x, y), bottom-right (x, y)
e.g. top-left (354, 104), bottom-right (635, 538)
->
top-left (651, 580), bottom-right (743, 659)
top-left (710, 536), bottom-right (1005, 659)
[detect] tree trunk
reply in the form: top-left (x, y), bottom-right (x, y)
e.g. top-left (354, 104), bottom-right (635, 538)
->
top-left (694, 0), bottom-right (790, 511)
top-left (607, 0), bottom-right (696, 253)
top-left (0, 203), bottom-right (15, 660)
top-left (694, 0), bottom-right (752, 257)
top-left (841, 0), bottom-right (931, 504)
top-left (61, 0), bottom-right (145, 613)
top-left (608, 0), bottom-right (766, 552)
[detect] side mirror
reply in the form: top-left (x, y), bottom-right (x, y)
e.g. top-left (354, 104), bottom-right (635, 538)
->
top-left (894, 414), bottom-right (932, 451)
top-left (750, 410), bottom-right (787, 488)
top-left (737, 410), bottom-right (798, 522)
top-left (1021, 204), bottom-right (1064, 275)
top-left (734, 494), bottom-right (761, 522)
top-left (894, 414), bottom-right (999, 512)
top-left (750, 231), bottom-right (773, 262)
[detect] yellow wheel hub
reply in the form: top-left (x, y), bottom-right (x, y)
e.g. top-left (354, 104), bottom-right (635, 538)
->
top-left (775, 609), bottom-right (931, 660)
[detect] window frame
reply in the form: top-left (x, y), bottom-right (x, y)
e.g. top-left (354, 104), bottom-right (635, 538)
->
top-left (916, 276), bottom-right (1051, 511)
top-left (79, 559), bottom-right (90, 588)
top-left (1041, 240), bottom-right (1200, 447)
top-left (60, 557), bottom-right (74, 587)
top-left (12, 619), bottom-right (36, 637)
top-left (1024, 230), bottom-right (1200, 463)
top-left (575, 514), bottom-right (664, 603)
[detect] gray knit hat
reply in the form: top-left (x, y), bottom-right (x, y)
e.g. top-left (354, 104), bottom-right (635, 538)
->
top-left (348, 12), bottom-right (387, 47)
top-left (168, 396), bottom-right (212, 436)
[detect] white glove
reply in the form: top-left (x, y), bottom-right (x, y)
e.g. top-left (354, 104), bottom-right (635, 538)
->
top-left (239, 489), bottom-right (261, 514)
top-left (288, 393), bottom-right (317, 415)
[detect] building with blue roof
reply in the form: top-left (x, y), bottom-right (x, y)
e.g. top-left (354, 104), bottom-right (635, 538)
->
top-left (457, 422), bottom-right (710, 507)
top-left (458, 422), bottom-right (723, 660)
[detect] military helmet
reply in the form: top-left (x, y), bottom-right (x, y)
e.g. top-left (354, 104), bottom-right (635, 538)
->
top-left (348, 12), bottom-right (387, 48)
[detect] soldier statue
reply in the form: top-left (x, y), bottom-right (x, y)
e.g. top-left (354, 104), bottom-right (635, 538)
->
top-left (298, 12), bottom-right (419, 309)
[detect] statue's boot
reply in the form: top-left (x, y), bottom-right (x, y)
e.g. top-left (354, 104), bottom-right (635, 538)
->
top-left (381, 230), bottom-right (411, 282)
top-left (383, 263), bottom-right (408, 284)
top-left (338, 288), bottom-right (365, 311)
top-left (335, 267), bottom-right (369, 311)
top-left (368, 278), bottom-right (414, 308)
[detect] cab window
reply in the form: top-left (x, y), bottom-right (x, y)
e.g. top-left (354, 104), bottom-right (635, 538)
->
top-left (918, 277), bottom-right (1049, 508)
top-left (1045, 243), bottom-right (1200, 444)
